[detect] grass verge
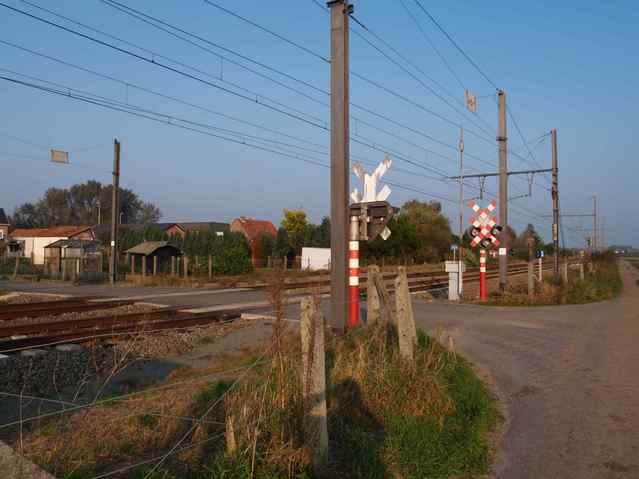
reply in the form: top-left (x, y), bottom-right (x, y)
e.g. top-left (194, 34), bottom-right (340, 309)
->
top-left (482, 252), bottom-right (621, 306)
top-left (17, 326), bottom-right (496, 479)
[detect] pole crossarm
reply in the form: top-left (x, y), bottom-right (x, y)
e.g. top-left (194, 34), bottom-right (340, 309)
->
top-left (540, 214), bottom-right (594, 218)
top-left (448, 168), bottom-right (552, 180)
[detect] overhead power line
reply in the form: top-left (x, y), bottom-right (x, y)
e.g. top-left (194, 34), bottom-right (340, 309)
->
top-left (9, 1), bottom-right (502, 176)
top-left (193, 0), bottom-right (497, 145)
top-left (397, 0), bottom-right (466, 91)
top-left (411, 0), bottom-right (499, 90)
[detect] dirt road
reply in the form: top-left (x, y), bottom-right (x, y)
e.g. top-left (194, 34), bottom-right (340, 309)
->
top-left (414, 261), bottom-right (639, 478)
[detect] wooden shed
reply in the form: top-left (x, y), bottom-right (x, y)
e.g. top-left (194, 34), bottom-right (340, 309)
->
top-left (44, 239), bottom-right (103, 277)
top-left (125, 241), bottom-right (182, 276)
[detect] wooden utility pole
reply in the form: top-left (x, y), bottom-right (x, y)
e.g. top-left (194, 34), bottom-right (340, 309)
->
top-left (109, 139), bottom-right (120, 284)
top-left (458, 127), bottom-right (464, 298)
top-left (497, 90), bottom-right (508, 290)
top-left (551, 129), bottom-right (559, 276)
top-left (328, 0), bottom-right (352, 331)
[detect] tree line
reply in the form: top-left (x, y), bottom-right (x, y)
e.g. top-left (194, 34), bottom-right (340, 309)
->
top-left (9, 180), bottom-right (161, 228)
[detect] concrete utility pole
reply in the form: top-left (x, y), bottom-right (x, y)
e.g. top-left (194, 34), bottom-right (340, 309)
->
top-left (551, 129), bottom-right (559, 276)
top-left (497, 90), bottom-right (508, 290)
top-left (593, 194), bottom-right (598, 252)
top-left (109, 139), bottom-right (121, 284)
top-left (328, 0), bottom-right (352, 331)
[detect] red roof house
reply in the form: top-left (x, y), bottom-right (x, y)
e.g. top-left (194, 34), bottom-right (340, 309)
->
top-left (230, 217), bottom-right (277, 266)
top-left (10, 226), bottom-right (95, 264)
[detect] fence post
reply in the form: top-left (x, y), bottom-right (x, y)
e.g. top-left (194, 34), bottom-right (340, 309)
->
top-left (13, 256), bottom-right (19, 279)
top-left (367, 265), bottom-right (381, 325)
top-left (208, 255), bottom-right (213, 279)
top-left (528, 262), bottom-right (534, 299)
top-left (580, 262), bottom-right (585, 281)
top-left (562, 261), bottom-right (569, 284)
top-left (183, 256), bottom-right (189, 278)
top-left (300, 297), bottom-right (328, 474)
top-left (153, 256), bottom-right (158, 276)
top-left (130, 255), bottom-right (135, 275)
top-left (372, 268), bottom-right (394, 324)
top-left (395, 266), bottom-right (417, 361)
top-left (142, 256), bottom-right (147, 277)
top-left (171, 256), bottom-right (175, 276)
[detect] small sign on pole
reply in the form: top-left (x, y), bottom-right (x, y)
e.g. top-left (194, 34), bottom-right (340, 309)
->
top-left (50, 149), bottom-right (69, 164)
top-left (465, 90), bottom-right (477, 113)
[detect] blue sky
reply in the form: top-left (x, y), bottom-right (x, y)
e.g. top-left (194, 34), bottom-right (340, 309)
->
top-left (0, 0), bottom-right (636, 247)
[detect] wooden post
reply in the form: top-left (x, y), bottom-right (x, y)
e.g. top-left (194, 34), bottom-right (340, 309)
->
top-left (153, 256), bottom-right (158, 276)
top-left (528, 262), bottom-right (534, 299)
top-left (142, 256), bottom-right (147, 277)
top-left (300, 297), bottom-right (328, 473)
top-left (366, 265), bottom-right (381, 324)
top-left (171, 256), bottom-right (175, 276)
top-left (183, 256), bottom-right (188, 278)
top-left (131, 255), bottom-right (135, 274)
top-left (395, 266), bottom-right (417, 361)
top-left (208, 255), bottom-right (212, 278)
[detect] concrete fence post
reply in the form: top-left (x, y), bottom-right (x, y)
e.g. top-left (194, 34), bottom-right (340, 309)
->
top-left (131, 255), bottom-right (135, 275)
top-left (372, 269), bottom-right (394, 324)
top-left (528, 262), bottom-right (534, 299)
top-left (366, 265), bottom-right (381, 325)
top-left (300, 297), bottom-right (328, 474)
top-left (142, 256), bottom-right (147, 277)
top-left (562, 261), bottom-right (569, 284)
top-left (183, 256), bottom-right (189, 278)
top-left (538, 257), bottom-right (543, 282)
top-left (61, 258), bottom-right (67, 281)
top-left (153, 256), bottom-right (158, 276)
top-left (13, 256), bottom-right (19, 279)
top-left (171, 256), bottom-right (175, 276)
top-left (395, 266), bottom-right (417, 361)
top-left (208, 255), bottom-right (213, 279)
top-left (580, 262), bottom-right (585, 281)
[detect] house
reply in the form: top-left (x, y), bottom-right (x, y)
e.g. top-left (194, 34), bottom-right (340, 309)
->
top-left (230, 217), bottom-right (277, 266)
top-left (0, 208), bottom-right (8, 242)
top-left (94, 221), bottom-right (229, 239)
top-left (164, 222), bottom-right (229, 238)
top-left (10, 226), bottom-right (95, 265)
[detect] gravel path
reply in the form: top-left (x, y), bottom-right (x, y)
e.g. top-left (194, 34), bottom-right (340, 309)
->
top-left (414, 260), bottom-right (639, 479)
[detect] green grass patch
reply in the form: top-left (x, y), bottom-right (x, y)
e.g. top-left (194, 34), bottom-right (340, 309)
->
top-left (482, 252), bottom-right (622, 306)
top-left (21, 329), bottom-right (496, 479)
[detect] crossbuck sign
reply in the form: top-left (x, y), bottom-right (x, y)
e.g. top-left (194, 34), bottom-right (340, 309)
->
top-left (469, 200), bottom-right (502, 249)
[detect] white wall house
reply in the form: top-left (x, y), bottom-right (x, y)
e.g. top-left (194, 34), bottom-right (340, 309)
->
top-left (10, 226), bottom-right (95, 265)
top-left (301, 247), bottom-right (331, 271)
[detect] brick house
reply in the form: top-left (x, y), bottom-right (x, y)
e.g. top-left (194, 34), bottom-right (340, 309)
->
top-left (10, 226), bottom-right (95, 265)
top-left (230, 217), bottom-right (277, 266)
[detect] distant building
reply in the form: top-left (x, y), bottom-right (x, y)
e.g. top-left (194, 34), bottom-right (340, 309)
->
top-left (230, 217), bottom-right (277, 266)
top-left (10, 226), bottom-right (95, 265)
top-left (94, 221), bottom-right (229, 239)
top-left (0, 208), bottom-right (8, 242)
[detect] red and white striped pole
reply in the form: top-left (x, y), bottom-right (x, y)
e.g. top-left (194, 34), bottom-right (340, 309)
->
top-left (479, 249), bottom-right (487, 301)
top-left (348, 214), bottom-right (360, 328)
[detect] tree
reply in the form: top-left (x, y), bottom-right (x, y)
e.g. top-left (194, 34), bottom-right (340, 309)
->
top-left (281, 209), bottom-right (308, 254)
top-left (9, 180), bottom-right (162, 227)
top-left (401, 199), bottom-right (454, 262)
top-left (305, 216), bottom-right (331, 248)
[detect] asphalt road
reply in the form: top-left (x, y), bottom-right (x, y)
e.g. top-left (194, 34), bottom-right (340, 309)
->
top-left (414, 261), bottom-right (639, 479)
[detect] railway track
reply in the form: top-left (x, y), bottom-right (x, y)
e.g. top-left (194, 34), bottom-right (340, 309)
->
top-left (0, 298), bottom-right (136, 321)
top-left (0, 309), bottom-right (240, 352)
top-left (0, 261), bottom-right (552, 352)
